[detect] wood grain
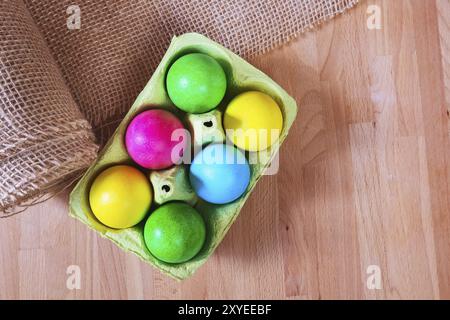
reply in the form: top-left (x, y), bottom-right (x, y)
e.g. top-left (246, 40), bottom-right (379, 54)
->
top-left (1, 0), bottom-right (449, 299)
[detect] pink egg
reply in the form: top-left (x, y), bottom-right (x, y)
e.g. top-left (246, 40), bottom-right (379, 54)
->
top-left (125, 109), bottom-right (188, 170)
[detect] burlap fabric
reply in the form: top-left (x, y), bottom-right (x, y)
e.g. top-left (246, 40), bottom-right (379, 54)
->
top-left (1, 0), bottom-right (359, 215)
top-left (0, 0), bottom-right (98, 215)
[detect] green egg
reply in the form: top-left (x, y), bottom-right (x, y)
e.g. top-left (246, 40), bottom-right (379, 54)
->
top-left (166, 53), bottom-right (227, 113)
top-left (144, 202), bottom-right (206, 264)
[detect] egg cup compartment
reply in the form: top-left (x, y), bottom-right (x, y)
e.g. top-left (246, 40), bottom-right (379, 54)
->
top-left (69, 33), bottom-right (298, 280)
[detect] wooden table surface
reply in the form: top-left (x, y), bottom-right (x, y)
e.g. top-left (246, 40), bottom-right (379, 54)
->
top-left (1, 0), bottom-right (449, 300)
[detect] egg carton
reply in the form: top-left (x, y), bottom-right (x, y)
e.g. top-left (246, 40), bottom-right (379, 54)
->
top-left (69, 33), bottom-right (298, 280)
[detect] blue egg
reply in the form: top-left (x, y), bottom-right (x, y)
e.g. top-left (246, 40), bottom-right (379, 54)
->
top-left (189, 144), bottom-right (251, 204)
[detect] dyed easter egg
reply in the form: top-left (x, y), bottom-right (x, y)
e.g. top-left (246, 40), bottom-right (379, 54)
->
top-left (166, 53), bottom-right (227, 114)
top-left (125, 109), bottom-right (187, 170)
top-left (144, 202), bottom-right (206, 264)
top-left (89, 165), bottom-right (152, 229)
top-left (224, 91), bottom-right (283, 151)
top-left (189, 144), bottom-right (250, 204)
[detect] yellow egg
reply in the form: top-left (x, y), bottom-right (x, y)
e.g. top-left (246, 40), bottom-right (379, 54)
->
top-left (224, 91), bottom-right (283, 151)
top-left (89, 165), bottom-right (152, 229)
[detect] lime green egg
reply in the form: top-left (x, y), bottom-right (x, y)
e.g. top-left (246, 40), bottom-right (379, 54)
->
top-left (144, 202), bottom-right (206, 264)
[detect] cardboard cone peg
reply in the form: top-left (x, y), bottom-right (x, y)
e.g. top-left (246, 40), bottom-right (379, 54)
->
top-left (150, 166), bottom-right (198, 206)
top-left (187, 110), bottom-right (226, 149)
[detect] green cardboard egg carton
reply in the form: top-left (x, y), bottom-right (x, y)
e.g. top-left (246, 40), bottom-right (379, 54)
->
top-left (69, 33), bottom-right (298, 280)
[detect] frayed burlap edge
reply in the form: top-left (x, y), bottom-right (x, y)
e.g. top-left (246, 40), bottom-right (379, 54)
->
top-left (256, 0), bottom-right (360, 56)
top-left (0, 131), bottom-right (98, 217)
